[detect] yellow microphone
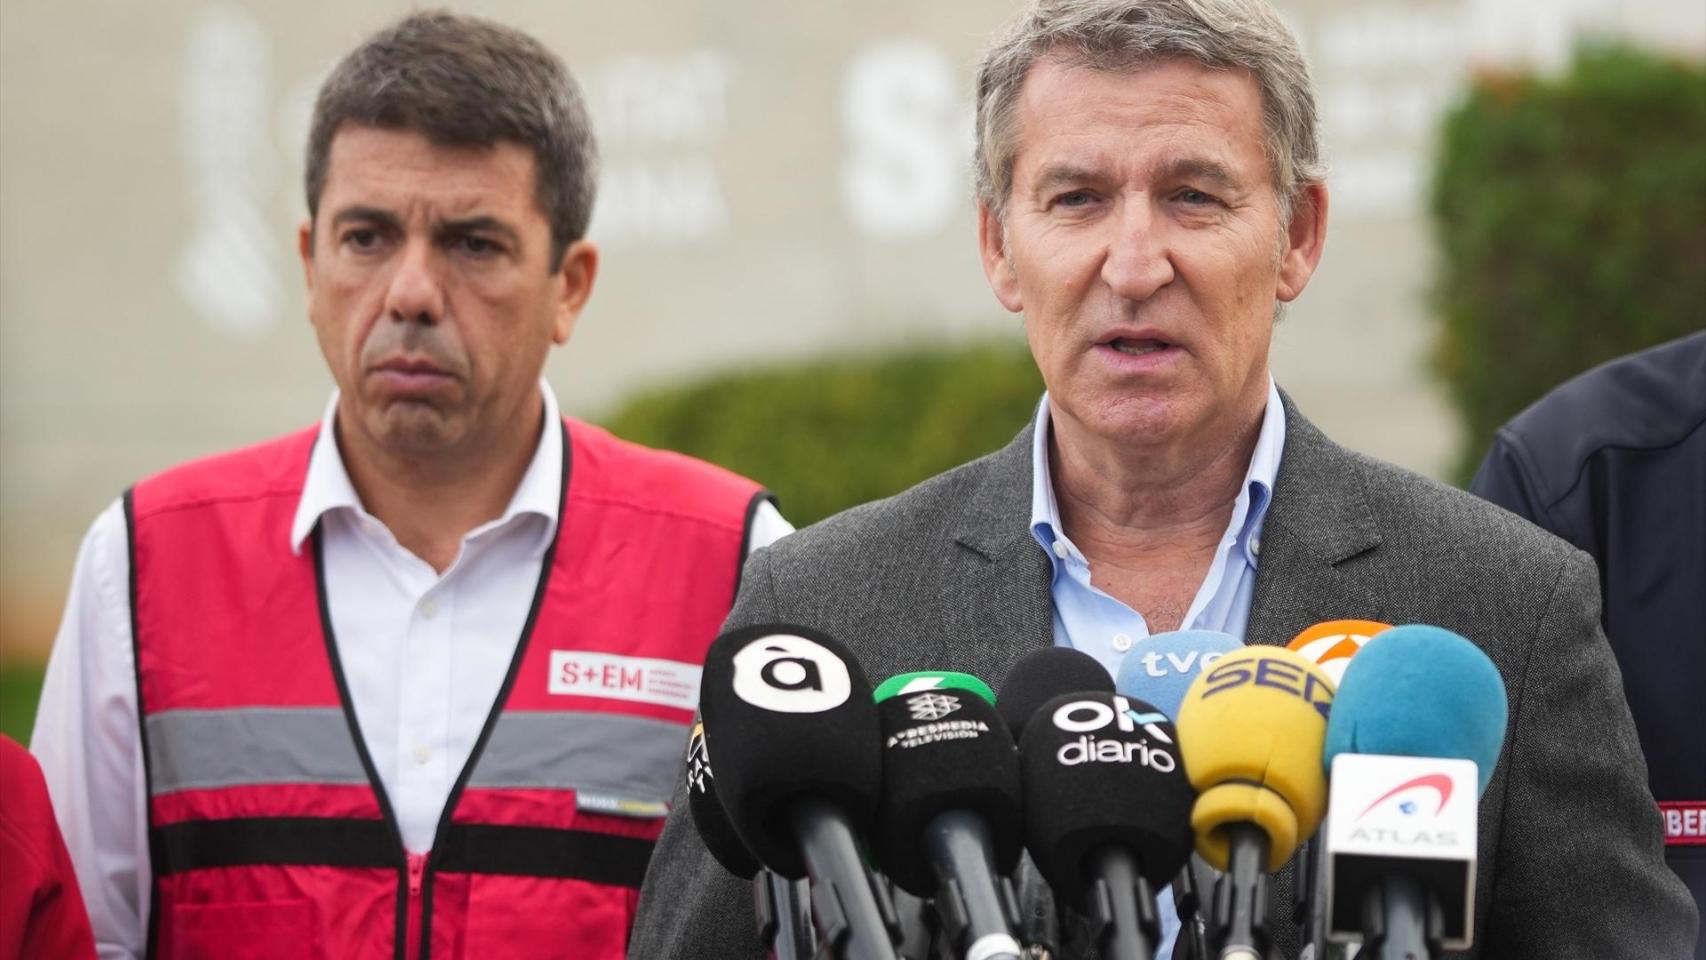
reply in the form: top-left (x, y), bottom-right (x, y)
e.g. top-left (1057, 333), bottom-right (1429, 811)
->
top-left (1175, 646), bottom-right (1335, 959)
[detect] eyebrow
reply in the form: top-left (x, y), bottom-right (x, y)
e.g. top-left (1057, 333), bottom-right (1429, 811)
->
top-left (1030, 163), bottom-right (1105, 197)
top-left (1028, 157), bottom-right (1249, 197)
top-left (330, 205), bottom-right (401, 231)
top-left (434, 215), bottom-right (521, 247)
top-left (1150, 157), bottom-right (1246, 194)
top-left (327, 207), bottom-right (522, 245)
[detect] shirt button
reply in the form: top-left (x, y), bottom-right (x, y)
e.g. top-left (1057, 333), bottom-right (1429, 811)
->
top-left (1112, 633), bottom-right (1133, 652)
top-left (420, 597), bottom-right (439, 619)
top-left (1249, 537), bottom-right (1262, 556)
top-left (412, 744), bottom-right (432, 765)
top-left (1053, 541), bottom-right (1070, 560)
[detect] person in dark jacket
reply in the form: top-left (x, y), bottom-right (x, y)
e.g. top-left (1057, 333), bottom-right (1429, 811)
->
top-left (1472, 330), bottom-right (1706, 957)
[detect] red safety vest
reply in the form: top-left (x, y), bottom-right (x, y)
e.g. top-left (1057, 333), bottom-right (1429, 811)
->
top-left (128, 419), bottom-right (764, 960)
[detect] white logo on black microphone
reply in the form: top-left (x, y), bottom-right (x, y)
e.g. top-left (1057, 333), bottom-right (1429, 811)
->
top-left (907, 692), bottom-right (962, 721)
top-left (1050, 696), bottom-right (1177, 770)
top-left (686, 723), bottom-right (712, 793)
top-left (730, 634), bottom-right (852, 713)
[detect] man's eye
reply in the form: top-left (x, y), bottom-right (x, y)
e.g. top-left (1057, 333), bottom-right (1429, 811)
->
top-left (456, 235), bottom-right (501, 256)
top-left (1176, 188), bottom-right (1219, 206)
top-left (344, 228), bottom-right (381, 250)
top-left (1053, 190), bottom-right (1095, 209)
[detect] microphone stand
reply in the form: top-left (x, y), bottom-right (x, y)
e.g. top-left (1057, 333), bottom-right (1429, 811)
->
top-left (1210, 824), bottom-right (1271, 960)
top-left (1360, 874), bottom-right (1442, 960)
top-left (1086, 845), bottom-right (1158, 960)
top-left (791, 799), bottom-right (901, 960)
top-left (923, 811), bottom-right (1022, 960)
top-left (1172, 856), bottom-right (1211, 960)
top-left (753, 869), bottom-right (815, 960)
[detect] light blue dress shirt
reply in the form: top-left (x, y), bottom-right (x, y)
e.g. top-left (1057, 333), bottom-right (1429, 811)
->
top-left (1026, 379), bottom-right (1286, 958)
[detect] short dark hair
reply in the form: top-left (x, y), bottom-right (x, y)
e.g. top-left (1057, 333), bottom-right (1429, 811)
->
top-left (304, 10), bottom-right (597, 266)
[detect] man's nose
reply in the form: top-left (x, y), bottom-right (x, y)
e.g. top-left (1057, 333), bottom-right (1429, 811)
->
top-left (1101, 198), bottom-right (1175, 302)
top-left (383, 239), bottom-right (446, 325)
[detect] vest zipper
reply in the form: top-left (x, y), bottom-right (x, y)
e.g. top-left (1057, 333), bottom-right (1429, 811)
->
top-left (404, 852), bottom-right (428, 960)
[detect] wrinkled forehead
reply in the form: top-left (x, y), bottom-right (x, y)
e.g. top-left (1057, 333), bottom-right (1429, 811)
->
top-left (1008, 55), bottom-right (1271, 182)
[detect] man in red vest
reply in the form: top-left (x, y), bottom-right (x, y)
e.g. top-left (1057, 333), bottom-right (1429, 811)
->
top-left (29, 12), bottom-right (786, 960)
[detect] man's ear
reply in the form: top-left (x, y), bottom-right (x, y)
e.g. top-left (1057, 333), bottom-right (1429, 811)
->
top-left (298, 219), bottom-right (315, 294)
top-left (977, 202), bottom-right (1023, 313)
top-left (1276, 181), bottom-right (1328, 303)
top-left (551, 239), bottom-right (599, 345)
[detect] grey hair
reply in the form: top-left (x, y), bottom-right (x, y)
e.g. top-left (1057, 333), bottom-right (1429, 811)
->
top-left (974, 0), bottom-right (1324, 225)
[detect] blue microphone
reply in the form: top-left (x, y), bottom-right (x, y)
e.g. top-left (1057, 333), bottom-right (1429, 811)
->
top-left (1320, 624), bottom-right (1509, 959)
top-left (1114, 630), bottom-right (1243, 721)
top-left (1324, 624), bottom-right (1507, 793)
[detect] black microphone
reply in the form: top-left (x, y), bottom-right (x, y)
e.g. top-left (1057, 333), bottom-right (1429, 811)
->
top-left (874, 677), bottom-right (1024, 960)
top-left (685, 720), bottom-right (814, 959)
top-left (1018, 692), bottom-right (1196, 960)
top-left (996, 647), bottom-right (1113, 740)
top-left (700, 624), bottom-right (900, 960)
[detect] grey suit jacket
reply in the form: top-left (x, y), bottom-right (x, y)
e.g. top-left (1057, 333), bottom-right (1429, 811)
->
top-left (630, 396), bottom-right (1697, 959)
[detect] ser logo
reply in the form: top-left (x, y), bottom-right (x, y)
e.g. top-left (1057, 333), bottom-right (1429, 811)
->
top-left (730, 634), bottom-right (852, 713)
top-left (1051, 696), bottom-right (1177, 771)
top-left (1199, 654), bottom-right (1333, 720)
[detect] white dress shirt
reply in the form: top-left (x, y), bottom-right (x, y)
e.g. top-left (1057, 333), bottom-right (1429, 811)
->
top-left (30, 381), bottom-right (791, 960)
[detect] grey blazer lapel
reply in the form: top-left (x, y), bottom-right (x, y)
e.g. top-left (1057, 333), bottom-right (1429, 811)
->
top-left (1246, 392), bottom-right (1386, 959)
top-left (946, 421), bottom-right (1056, 681)
top-left (1247, 393), bottom-right (1387, 648)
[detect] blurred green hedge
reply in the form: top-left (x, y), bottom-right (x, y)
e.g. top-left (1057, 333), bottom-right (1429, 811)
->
top-left (604, 340), bottom-right (1043, 526)
top-left (1429, 46), bottom-right (1706, 482)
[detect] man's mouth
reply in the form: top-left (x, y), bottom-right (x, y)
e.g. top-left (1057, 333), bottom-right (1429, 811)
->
top-left (376, 358), bottom-right (449, 376)
top-left (1107, 337), bottom-right (1170, 356)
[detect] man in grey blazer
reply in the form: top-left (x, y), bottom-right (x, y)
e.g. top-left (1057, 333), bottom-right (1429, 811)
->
top-left (631, 0), bottom-right (1697, 956)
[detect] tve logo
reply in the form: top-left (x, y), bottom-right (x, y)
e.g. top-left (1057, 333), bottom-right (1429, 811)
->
top-left (1129, 648), bottom-right (1226, 679)
top-left (729, 634), bottom-right (853, 714)
top-left (548, 651), bottom-right (701, 709)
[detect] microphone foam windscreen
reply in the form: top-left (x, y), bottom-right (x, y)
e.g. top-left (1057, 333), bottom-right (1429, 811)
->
top-left (1176, 647), bottom-right (1335, 872)
top-left (685, 720), bottom-right (761, 878)
top-left (873, 687), bottom-right (1022, 895)
top-left (698, 623), bottom-right (883, 878)
top-left (1114, 629), bottom-right (1242, 721)
top-left (996, 646), bottom-right (1113, 740)
top-left (1018, 692), bottom-right (1195, 902)
top-left (873, 670), bottom-right (997, 706)
top-left (1323, 624), bottom-right (1508, 796)
top-left (1286, 620), bottom-right (1393, 686)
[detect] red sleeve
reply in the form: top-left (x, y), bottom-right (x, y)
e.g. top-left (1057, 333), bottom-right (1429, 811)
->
top-left (0, 736), bottom-right (96, 960)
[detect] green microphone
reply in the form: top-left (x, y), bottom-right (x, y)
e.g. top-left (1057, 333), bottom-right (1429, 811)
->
top-left (872, 671), bottom-right (996, 706)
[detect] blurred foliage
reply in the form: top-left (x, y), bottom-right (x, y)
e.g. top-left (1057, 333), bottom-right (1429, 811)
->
top-left (1, 664), bottom-right (45, 744)
top-left (1429, 45), bottom-right (1706, 483)
top-left (604, 340), bottom-right (1044, 526)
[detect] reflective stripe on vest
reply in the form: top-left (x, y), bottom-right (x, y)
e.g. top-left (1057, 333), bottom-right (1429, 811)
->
top-left (130, 419), bottom-right (762, 960)
top-left (146, 707), bottom-right (688, 802)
